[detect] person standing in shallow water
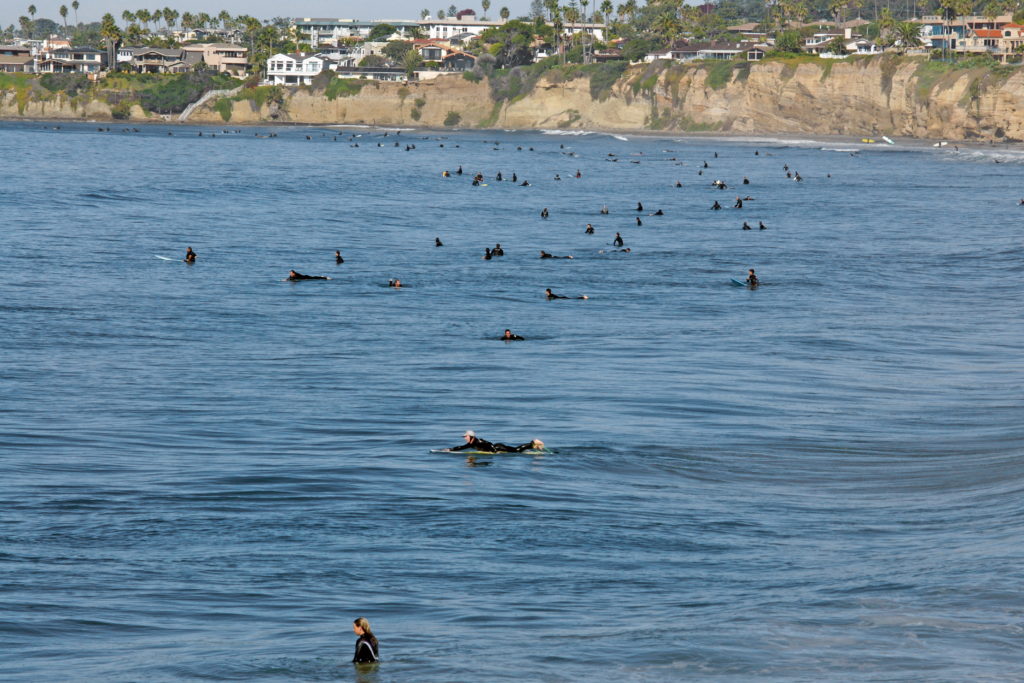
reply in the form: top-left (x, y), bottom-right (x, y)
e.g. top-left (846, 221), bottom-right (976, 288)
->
top-left (352, 617), bottom-right (379, 664)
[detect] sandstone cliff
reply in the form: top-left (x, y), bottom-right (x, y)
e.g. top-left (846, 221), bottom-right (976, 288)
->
top-left (6, 56), bottom-right (1024, 141)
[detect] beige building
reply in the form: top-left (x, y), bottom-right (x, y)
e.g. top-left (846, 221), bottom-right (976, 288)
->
top-left (182, 43), bottom-right (248, 75)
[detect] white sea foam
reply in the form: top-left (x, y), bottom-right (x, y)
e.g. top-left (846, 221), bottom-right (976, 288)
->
top-left (540, 129), bottom-right (596, 136)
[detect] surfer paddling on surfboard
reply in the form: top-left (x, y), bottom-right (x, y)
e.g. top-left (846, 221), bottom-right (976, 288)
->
top-left (446, 430), bottom-right (544, 454)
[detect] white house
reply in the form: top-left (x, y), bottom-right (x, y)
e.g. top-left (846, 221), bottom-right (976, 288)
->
top-left (266, 52), bottom-right (326, 85)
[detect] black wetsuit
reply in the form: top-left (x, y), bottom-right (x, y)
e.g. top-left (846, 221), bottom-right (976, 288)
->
top-left (353, 635), bottom-right (379, 663)
top-left (451, 437), bottom-right (498, 452)
top-left (502, 333), bottom-right (525, 341)
top-left (289, 272), bottom-right (328, 280)
top-left (184, 250), bottom-right (196, 263)
top-left (746, 275), bottom-right (759, 286)
top-left (613, 235), bottom-right (624, 247)
top-left (452, 437), bottom-right (533, 452)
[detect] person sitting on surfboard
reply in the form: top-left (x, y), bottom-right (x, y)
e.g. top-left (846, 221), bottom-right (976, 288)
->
top-left (288, 270), bottom-right (328, 281)
top-left (745, 269), bottom-right (759, 287)
top-left (184, 247), bottom-right (196, 263)
top-left (449, 430), bottom-right (543, 453)
top-left (502, 329), bottom-right (524, 341)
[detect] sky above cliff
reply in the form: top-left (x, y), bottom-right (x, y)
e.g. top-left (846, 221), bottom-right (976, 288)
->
top-left (3, 1), bottom-right (536, 30)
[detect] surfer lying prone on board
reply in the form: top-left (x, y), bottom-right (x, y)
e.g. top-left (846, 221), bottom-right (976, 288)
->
top-left (448, 430), bottom-right (544, 453)
top-left (288, 270), bottom-right (329, 281)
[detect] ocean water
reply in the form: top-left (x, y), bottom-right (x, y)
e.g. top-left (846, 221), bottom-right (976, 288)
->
top-left (2, 120), bottom-right (1023, 681)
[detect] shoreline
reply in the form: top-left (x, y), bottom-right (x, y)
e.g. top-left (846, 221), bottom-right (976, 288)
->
top-left (11, 115), bottom-right (1024, 150)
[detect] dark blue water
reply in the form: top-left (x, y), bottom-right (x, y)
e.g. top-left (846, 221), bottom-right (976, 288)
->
top-left (2, 120), bottom-right (1023, 680)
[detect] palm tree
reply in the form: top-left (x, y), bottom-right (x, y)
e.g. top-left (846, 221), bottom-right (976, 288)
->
top-left (500, 6), bottom-right (510, 22)
top-left (437, 9), bottom-right (445, 19)
top-left (482, 0), bottom-right (491, 18)
top-left (72, 0), bottom-right (79, 27)
top-left (18, 15), bottom-right (31, 39)
top-left (100, 12), bottom-right (121, 70)
top-left (894, 20), bottom-right (922, 52)
top-left (218, 10), bottom-right (231, 29)
top-left (136, 9), bottom-right (150, 32)
top-left (27, 5), bottom-right (35, 38)
top-left (421, 8), bottom-right (429, 19)
top-left (164, 8), bottom-right (178, 30)
top-left (60, 5), bottom-right (69, 36)
top-left (122, 10), bottom-right (134, 26)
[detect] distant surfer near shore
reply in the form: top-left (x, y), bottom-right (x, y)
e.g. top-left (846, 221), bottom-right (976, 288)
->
top-left (184, 247), bottom-right (196, 263)
top-left (435, 237), bottom-right (444, 246)
top-left (288, 270), bottom-right (328, 280)
top-left (447, 430), bottom-right (543, 453)
top-left (502, 329), bottom-right (524, 341)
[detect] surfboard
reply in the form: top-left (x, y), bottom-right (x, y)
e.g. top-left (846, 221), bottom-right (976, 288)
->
top-left (730, 278), bottom-right (749, 287)
top-left (430, 448), bottom-right (548, 455)
top-left (154, 255), bottom-right (174, 260)
top-left (882, 136), bottom-right (894, 145)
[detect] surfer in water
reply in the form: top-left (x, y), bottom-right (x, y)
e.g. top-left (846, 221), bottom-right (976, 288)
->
top-left (184, 247), bottom-right (196, 263)
top-left (288, 270), bottom-right (328, 280)
top-left (745, 269), bottom-right (759, 287)
top-left (585, 224), bottom-right (595, 234)
top-left (352, 617), bottom-right (379, 664)
top-left (711, 201), bottom-right (722, 210)
top-left (335, 250), bottom-right (344, 264)
top-left (540, 251), bottom-right (573, 259)
top-left (502, 329), bottom-right (524, 341)
top-left (435, 237), bottom-right (444, 246)
top-left (388, 279), bottom-right (403, 288)
top-left (613, 232), bottom-right (624, 247)
top-left (449, 430), bottom-right (543, 453)
top-left (546, 288), bottom-right (587, 300)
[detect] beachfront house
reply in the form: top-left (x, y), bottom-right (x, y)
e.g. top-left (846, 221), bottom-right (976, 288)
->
top-left (127, 47), bottom-right (193, 73)
top-left (36, 47), bottom-right (105, 74)
top-left (440, 50), bottom-right (477, 71)
top-left (181, 43), bottom-right (248, 75)
top-left (292, 18), bottom-right (421, 47)
top-left (267, 53), bottom-right (326, 85)
top-left (0, 45), bottom-right (33, 72)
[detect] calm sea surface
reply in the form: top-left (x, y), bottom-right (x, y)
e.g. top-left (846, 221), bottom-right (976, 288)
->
top-left (2, 120), bottom-right (1023, 681)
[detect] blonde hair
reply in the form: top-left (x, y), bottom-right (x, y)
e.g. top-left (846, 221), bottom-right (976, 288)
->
top-left (354, 617), bottom-right (372, 635)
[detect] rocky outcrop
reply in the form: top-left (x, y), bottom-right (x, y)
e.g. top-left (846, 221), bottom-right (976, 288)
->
top-left (6, 56), bottom-right (1024, 141)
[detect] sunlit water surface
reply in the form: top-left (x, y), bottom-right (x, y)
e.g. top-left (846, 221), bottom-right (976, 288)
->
top-left (2, 121), bottom-right (1023, 681)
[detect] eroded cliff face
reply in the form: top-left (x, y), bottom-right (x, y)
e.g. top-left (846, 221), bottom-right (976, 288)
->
top-left (7, 56), bottom-right (1024, 141)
